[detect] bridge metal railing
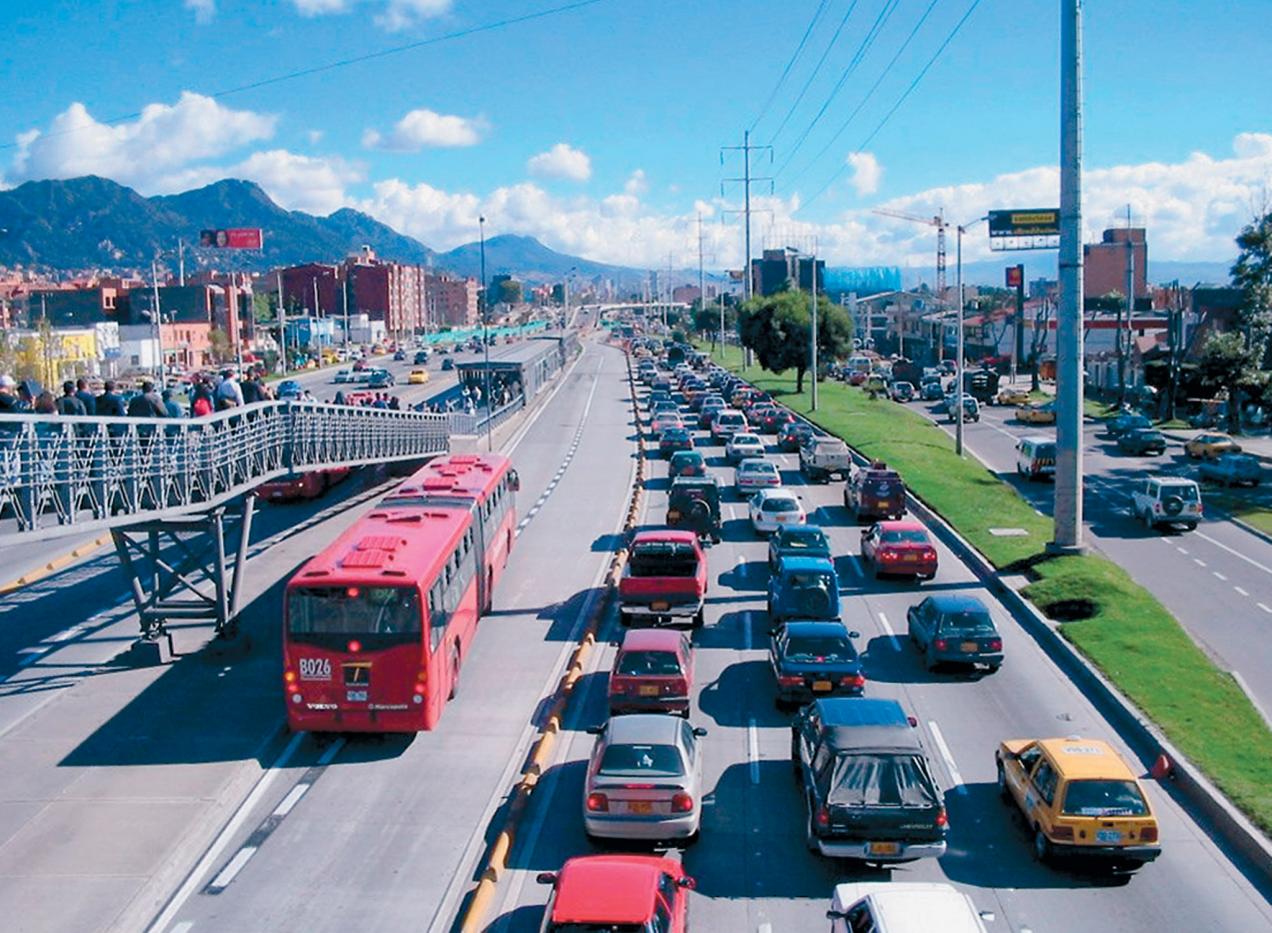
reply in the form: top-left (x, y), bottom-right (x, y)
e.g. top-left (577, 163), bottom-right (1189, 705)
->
top-left (446, 394), bottom-right (527, 437)
top-left (0, 401), bottom-right (449, 544)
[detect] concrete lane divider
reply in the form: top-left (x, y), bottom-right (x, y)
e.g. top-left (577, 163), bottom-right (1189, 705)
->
top-left (0, 533), bottom-right (112, 596)
top-left (457, 353), bottom-right (645, 933)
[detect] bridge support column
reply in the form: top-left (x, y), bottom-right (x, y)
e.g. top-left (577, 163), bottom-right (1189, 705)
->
top-left (110, 496), bottom-right (256, 657)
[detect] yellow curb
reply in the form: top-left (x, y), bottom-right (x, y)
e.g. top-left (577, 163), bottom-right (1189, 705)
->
top-left (0, 533), bottom-right (111, 596)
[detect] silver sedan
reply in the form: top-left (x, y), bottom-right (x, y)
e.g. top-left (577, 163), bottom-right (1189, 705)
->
top-left (582, 714), bottom-right (707, 844)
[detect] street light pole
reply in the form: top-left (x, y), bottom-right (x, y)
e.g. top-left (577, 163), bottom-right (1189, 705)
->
top-left (480, 215), bottom-right (492, 452)
top-left (810, 244), bottom-right (819, 412)
top-left (955, 228), bottom-right (964, 456)
top-left (151, 259), bottom-right (165, 385)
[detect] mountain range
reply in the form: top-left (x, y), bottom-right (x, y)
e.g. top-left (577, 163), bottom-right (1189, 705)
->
top-left (0, 176), bottom-right (640, 285)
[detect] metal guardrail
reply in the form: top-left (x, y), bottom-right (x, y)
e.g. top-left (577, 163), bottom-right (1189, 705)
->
top-left (0, 401), bottom-right (449, 544)
top-left (446, 394), bottom-right (526, 436)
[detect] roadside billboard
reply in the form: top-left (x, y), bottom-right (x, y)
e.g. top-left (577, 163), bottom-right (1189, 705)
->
top-left (199, 228), bottom-right (264, 250)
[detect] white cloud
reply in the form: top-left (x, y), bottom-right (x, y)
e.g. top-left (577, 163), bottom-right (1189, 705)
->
top-left (306, 129), bottom-right (325, 145)
top-left (527, 143), bottom-right (592, 183)
top-left (846, 151), bottom-right (882, 196)
top-left (184, 0), bottom-right (216, 23)
top-left (7, 93), bottom-right (276, 191)
top-left (624, 169), bottom-right (649, 196)
top-left (363, 108), bottom-right (486, 151)
top-left (290, 0), bottom-right (450, 30)
top-left (158, 150), bottom-right (365, 216)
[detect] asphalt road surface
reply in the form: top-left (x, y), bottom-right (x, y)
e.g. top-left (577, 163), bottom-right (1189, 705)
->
top-left (921, 393), bottom-right (1272, 715)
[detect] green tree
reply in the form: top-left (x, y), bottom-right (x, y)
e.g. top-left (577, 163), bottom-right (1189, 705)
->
top-left (208, 327), bottom-right (231, 363)
top-left (739, 288), bottom-right (853, 393)
top-left (1197, 331), bottom-right (1267, 430)
top-left (1223, 209), bottom-right (1272, 431)
top-left (494, 278), bottom-right (523, 306)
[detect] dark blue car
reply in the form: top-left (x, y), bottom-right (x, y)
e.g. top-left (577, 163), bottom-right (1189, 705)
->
top-left (767, 556), bottom-right (840, 624)
top-left (769, 620), bottom-right (863, 707)
top-left (906, 594), bottom-right (1003, 672)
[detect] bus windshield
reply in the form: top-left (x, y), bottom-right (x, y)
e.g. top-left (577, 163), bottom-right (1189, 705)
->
top-left (288, 586), bottom-right (422, 639)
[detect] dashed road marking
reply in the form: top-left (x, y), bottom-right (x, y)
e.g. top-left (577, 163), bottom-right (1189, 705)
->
top-left (1213, 571), bottom-right (1227, 581)
top-left (927, 720), bottom-right (966, 794)
top-left (748, 718), bottom-right (760, 784)
top-left (1195, 531), bottom-right (1272, 577)
top-left (1235, 586), bottom-right (1250, 597)
top-left (1259, 603), bottom-right (1272, 614)
top-left (1193, 558), bottom-right (1207, 568)
top-left (876, 611), bottom-right (902, 651)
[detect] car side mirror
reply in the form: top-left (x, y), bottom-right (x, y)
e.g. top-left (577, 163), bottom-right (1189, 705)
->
top-left (693, 726), bottom-right (708, 737)
top-left (586, 724), bottom-right (604, 735)
top-left (508, 470), bottom-right (521, 493)
top-left (848, 630), bottom-right (860, 639)
top-left (827, 910), bottom-right (847, 921)
top-left (907, 716), bottom-right (918, 728)
top-left (536, 871), bottom-right (557, 885)
top-left (678, 876), bottom-right (697, 890)
top-left (768, 625), bottom-right (780, 637)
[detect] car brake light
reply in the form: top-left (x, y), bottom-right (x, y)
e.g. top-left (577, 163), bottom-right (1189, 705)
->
top-left (1051, 824), bottom-right (1074, 841)
top-left (924, 549), bottom-right (937, 560)
top-left (881, 550), bottom-right (898, 561)
top-left (936, 808), bottom-right (949, 828)
top-left (1140, 825), bottom-right (1158, 843)
top-left (777, 675), bottom-right (803, 687)
top-left (989, 639), bottom-right (1003, 652)
top-left (841, 674), bottom-right (866, 688)
top-left (1196, 504), bottom-right (1203, 515)
top-left (348, 639), bottom-right (362, 653)
top-left (672, 792), bottom-right (694, 813)
top-left (815, 806), bottom-right (830, 827)
top-left (671, 678), bottom-right (688, 695)
top-left (586, 792), bottom-right (609, 812)
top-left (934, 639), bottom-right (948, 651)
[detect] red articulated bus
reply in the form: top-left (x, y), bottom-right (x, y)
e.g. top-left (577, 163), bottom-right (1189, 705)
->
top-left (283, 454), bottom-right (519, 732)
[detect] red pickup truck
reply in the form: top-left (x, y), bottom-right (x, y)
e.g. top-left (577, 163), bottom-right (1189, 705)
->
top-left (619, 530), bottom-right (708, 629)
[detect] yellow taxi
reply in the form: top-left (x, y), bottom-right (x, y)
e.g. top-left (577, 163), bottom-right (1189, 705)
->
top-left (1184, 432), bottom-right (1241, 460)
top-left (995, 387), bottom-right (1031, 406)
top-left (408, 368), bottom-right (430, 385)
top-left (996, 737), bottom-right (1160, 871)
top-left (1016, 401), bottom-right (1056, 425)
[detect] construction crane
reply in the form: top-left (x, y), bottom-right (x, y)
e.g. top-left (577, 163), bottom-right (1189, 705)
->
top-left (873, 208), bottom-right (948, 295)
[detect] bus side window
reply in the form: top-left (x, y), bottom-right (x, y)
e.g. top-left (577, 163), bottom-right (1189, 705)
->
top-left (429, 580), bottom-right (447, 652)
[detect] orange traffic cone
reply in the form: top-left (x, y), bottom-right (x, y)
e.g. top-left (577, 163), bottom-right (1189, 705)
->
top-left (1150, 753), bottom-right (1173, 780)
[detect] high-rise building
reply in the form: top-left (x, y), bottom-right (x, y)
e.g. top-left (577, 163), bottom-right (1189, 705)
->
top-left (749, 248), bottom-right (825, 297)
top-left (1084, 227), bottom-right (1147, 303)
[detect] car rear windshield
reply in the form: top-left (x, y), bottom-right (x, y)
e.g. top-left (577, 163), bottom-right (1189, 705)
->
top-left (1160, 484), bottom-right (1200, 501)
top-left (1030, 443), bottom-right (1057, 459)
top-left (863, 476), bottom-right (899, 495)
top-left (287, 586), bottom-right (421, 637)
top-left (828, 753), bottom-right (940, 808)
top-left (782, 530), bottom-right (825, 550)
top-left (717, 414), bottom-right (744, 426)
top-left (763, 498), bottom-right (799, 513)
top-left (630, 542), bottom-right (699, 577)
top-left (788, 572), bottom-right (834, 589)
top-left (1061, 779), bottom-right (1149, 817)
top-left (599, 743), bottom-right (685, 777)
top-left (881, 529), bottom-right (928, 544)
top-left (616, 650), bottom-right (682, 676)
top-left (785, 635), bottom-right (855, 662)
top-left (742, 462), bottom-right (776, 474)
top-left (937, 610), bottom-right (996, 635)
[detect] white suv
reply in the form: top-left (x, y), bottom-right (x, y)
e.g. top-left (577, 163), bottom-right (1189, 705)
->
top-left (1131, 477), bottom-right (1202, 532)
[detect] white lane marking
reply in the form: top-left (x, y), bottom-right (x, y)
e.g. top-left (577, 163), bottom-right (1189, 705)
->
top-left (842, 554), bottom-right (862, 579)
top-left (148, 731), bottom-right (304, 933)
top-left (1213, 571), bottom-right (1228, 581)
top-left (726, 504), bottom-right (738, 520)
top-left (1235, 586), bottom-right (1250, 597)
top-left (748, 718), bottom-right (760, 784)
top-left (207, 846), bottom-right (257, 891)
top-left (1194, 531), bottom-right (1272, 577)
top-left (170, 924), bottom-right (193, 933)
top-left (742, 610), bottom-right (753, 651)
top-left (1193, 558), bottom-right (1207, 568)
top-left (1176, 547), bottom-right (1189, 555)
top-left (876, 611), bottom-right (902, 651)
top-left (1259, 603), bottom-right (1272, 614)
top-left (272, 784), bottom-right (309, 818)
top-left (927, 721), bottom-right (966, 795)
top-left (758, 922), bottom-right (772, 933)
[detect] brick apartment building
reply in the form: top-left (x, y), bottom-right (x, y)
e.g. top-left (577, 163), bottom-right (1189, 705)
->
top-left (1084, 227), bottom-right (1147, 303)
top-left (425, 273), bottom-right (479, 326)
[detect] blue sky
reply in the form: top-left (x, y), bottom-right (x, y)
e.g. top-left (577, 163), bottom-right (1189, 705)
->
top-left (2, 0), bottom-right (1270, 269)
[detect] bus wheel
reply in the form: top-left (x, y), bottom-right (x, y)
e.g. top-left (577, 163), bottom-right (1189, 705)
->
top-left (449, 646), bottom-right (461, 700)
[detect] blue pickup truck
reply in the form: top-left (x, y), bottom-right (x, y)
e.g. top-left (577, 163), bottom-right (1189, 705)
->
top-left (767, 556), bottom-right (840, 625)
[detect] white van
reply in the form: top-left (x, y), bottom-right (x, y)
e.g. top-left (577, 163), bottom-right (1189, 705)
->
top-left (1015, 436), bottom-right (1056, 480)
top-left (828, 882), bottom-right (992, 933)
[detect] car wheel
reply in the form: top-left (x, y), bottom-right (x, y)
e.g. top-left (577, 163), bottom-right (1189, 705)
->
top-left (805, 804), bottom-right (821, 853)
top-left (1141, 509), bottom-right (1154, 531)
top-left (619, 611), bottom-right (632, 627)
top-left (1184, 522), bottom-right (1197, 531)
top-left (448, 645), bottom-right (461, 700)
top-left (872, 564), bottom-right (882, 580)
top-left (682, 828), bottom-right (701, 848)
top-left (987, 663), bottom-right (1001, 674)
top-left (925, 651), bottom-right (938, 673)
top-left (1033, 827), bottom-right (1053, 863)
top-left (996, 761), bottom-right (1010, 800)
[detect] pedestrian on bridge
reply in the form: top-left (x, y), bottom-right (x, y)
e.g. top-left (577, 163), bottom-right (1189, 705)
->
top-left (56, 381), bottom-right (87, 417)
top-left (74, 378), bottom-right (97, 416)
top-left (0, 375), bottom-right (25, 414)
top-left (161, 388), bottom-right (184, 419)
top-left (96, 380), bottom-right (126, 418)
top-left (215, 370), bottom-right (244, 411)
top-left (127, 381), bottom-right (167, 419)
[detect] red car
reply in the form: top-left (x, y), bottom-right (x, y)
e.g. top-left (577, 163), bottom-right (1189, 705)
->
top-left (256, 466), bottom-right (351, 501)
top-left (608, 627), bottom-right (694, 717)
top-left (537, 855), bottom-right (695, 932)
top-left (860, 520), bottom-right (938, 580)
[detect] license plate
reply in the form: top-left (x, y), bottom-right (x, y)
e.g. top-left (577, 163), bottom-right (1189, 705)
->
top-left (629, 801), bottom-right (653, 814)
top-left (902, 553), bottom-right (917, 561)
top-left (961, 641), bottom-right (979, 653)
top-left (812, 680), bottom-right (833, 692)
top-left (346, 690), bottom-right (368, 702)
top-left (639, 685), bottom-right (660, 696)
top-left (1096, 830), bottom-right (1121, 844)
top-left (651, 601), bottom-right (670, 612)
top-left (667, 510), bottom-right (681, 520)
top-left (866, 841), bottom-right (900, 856)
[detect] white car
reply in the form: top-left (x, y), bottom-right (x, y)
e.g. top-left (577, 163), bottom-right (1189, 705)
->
top-left (735, 457), bottom-right (780, 495)
top-left (748, 488), bottom-right (805, 535)
top-left (828, 882), bottom-right (992, 933)
top-left (726, 432), bottom-right (765, 464)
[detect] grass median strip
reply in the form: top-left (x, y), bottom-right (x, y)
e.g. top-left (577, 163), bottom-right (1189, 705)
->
top-left (707, 343), bottom-right (1272, 834)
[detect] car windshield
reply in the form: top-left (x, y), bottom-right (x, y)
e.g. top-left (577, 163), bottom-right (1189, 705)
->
top-left (881, 529), bottom-right (929, 544)
top-left (785, 635), bottom-right (855, 662)
top-left (1061, 779), bottom-right (1150, 817)
top-left (629, 542), bottom-right (699, 577)
top-left (616, 650), bottom-right (682, 677)
top-left (1160, 483), bottom-right (1200, 502)
top-left (762, 498), bottom-right (799, 513)
top-left (782, 530), bottom-right (826, 550)
top-left (828, 753), bottom-right (939, 808)
top-left (598, 743), bottom-right (685, 777)
top-left (937, 610), bottom-right (996, 635)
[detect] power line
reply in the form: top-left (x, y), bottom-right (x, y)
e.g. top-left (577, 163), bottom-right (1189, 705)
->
top-left (750, 0), bottom-right (831, 133)
top-left (0, 0), bottom-right (609, 153)
top-left (767, 0), bottom-right (861, 145)
top-left (798, 0), bottom-right (984, 212)
top-left (773, 0), bottom-right (901, 178)
top-left (782, 0), bottom-right (940, 189)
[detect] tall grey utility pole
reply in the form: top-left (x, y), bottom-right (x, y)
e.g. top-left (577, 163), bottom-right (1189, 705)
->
top-left (722, 130), bottom-right (773, 366)
top-left (1052, 0), bottom-right (1086, 553)
top-left (697, 212), bottom-right (706, 312)
top-left (810, 241), bottom-right (820, 411)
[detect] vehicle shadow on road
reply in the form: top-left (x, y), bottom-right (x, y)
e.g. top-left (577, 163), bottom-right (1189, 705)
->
top-left (697, 660), bottom-right (785, 729)
top-left (487, 904), bottom-right (544, 933)
top-left (590, 532), bottom-right (627, 553)
top-left (642, 476), bottom-right (671, 492)
top-left (502, 758), bottom-right (591, 872)
top-left (539, 586), bottom-right (608, 642)
top-left (719, 518), bottom-right (757, 544)
top-left (859, 636), bottom-right (983, 686)
top-left (694, 609), bottom-right (766, 651)
top-left (940, 782), bottom-right (1129, 889)
top-left (717, 560), bottom-right (768, 593)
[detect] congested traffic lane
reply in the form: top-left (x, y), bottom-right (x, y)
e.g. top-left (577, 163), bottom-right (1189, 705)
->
top-left (490, 377), bottom-right (1272, 932)
top-left (922, 394), bottom-right (1272, 713)
top-left (160, 340), bottom-right (639, 933)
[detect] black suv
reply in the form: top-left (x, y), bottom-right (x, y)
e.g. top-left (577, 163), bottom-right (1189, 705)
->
top-left (666, 476), bottom-right (722, 544)
top-left (791, 697), bottom-right (948, 863)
